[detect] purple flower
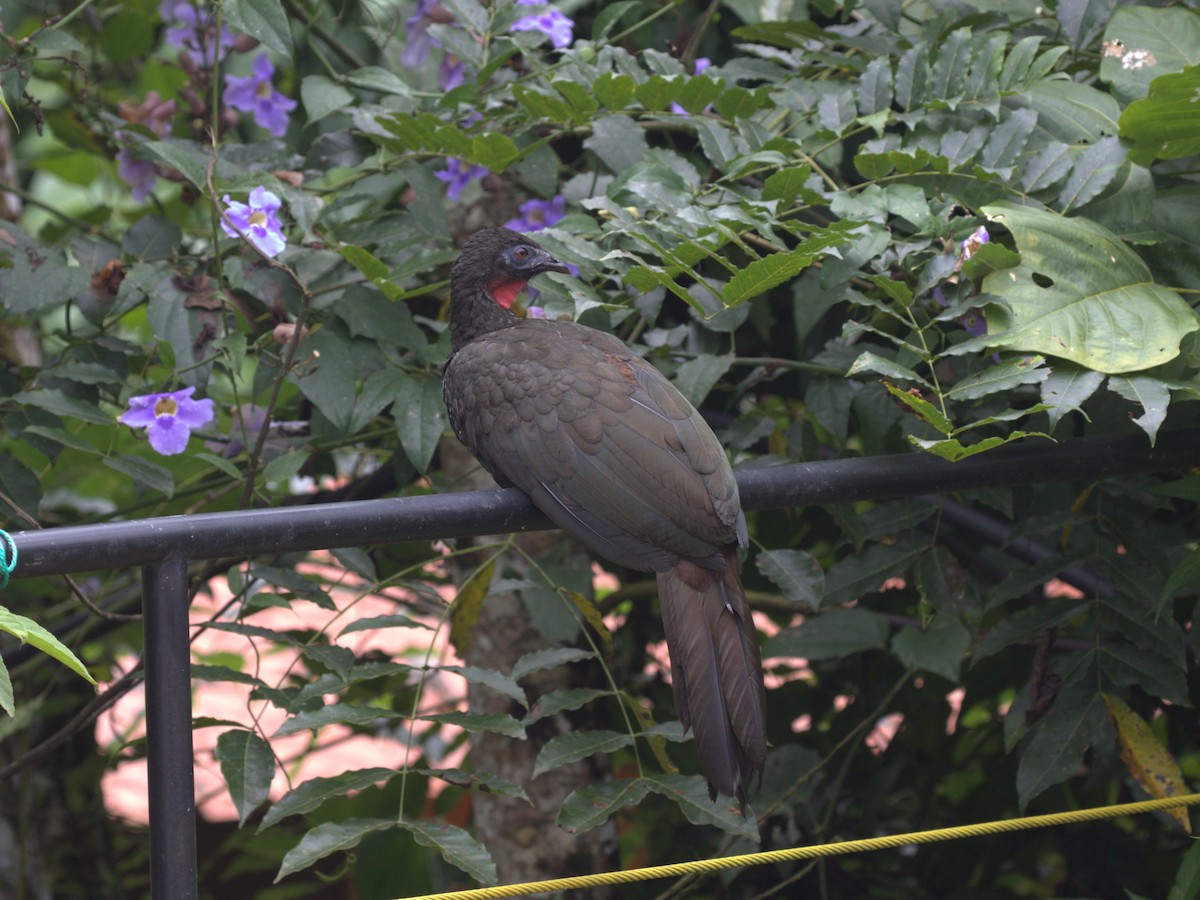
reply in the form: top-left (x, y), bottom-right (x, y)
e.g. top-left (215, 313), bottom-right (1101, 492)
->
top-left (159, 0), bottom-right (235, 64)
top-left (221, 186), bottom-right (287, 257)
top-left (440, 57), bottom-right (465, 90)
top-left (224, 54), bottom-right (298, 137)
top-left (114, 91), bottom-right (176, 200)
top-left (671, 57), bottom-right (713, 116)
top-left (117, 149), bottom-right (158, 202)
top-left (511, 8), bottom-right (573, 49)
top-left (435, 158), bottom-right (489, 200)
top-left (401, 0), bottom-right (440, 68)
top-left (120, 387), bottom-right (215, 456)
top-left (504, 195), bottom-right (566, 232)
top-left (959, 225), bottom-right (989, 263)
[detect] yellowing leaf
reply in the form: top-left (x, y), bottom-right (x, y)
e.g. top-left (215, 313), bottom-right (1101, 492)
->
top-left (565, 590), bottom-right (611, 647)
top-left (449, 559), bottom-right (495, 656)
top-left (1103, 693), bottom-right (1191, 831)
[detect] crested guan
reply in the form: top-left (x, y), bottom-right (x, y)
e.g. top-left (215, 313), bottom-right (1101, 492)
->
top-left (442, 226), bottom-right (766, 805)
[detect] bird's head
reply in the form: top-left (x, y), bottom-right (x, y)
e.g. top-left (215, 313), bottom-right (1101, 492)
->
top-left (451, 226), bottom-right (571, 310)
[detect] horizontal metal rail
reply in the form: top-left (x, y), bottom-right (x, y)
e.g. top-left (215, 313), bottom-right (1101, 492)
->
top-left (5, 426), bottom-right (1199, 899)
top-left (14, 428), bottom-right (1198, 577)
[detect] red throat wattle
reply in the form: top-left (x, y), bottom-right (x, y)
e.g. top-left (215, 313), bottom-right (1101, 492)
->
top-left (489, 278), bottom-right (527, 309)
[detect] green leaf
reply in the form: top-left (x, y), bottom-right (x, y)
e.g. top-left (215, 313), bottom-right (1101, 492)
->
top-left (848, 353), bottom-right (933, 389)
top-left (511, 647), bottom-right (596, 681)
top-left (23, 425), bottom-right (100, 455)
top-left (345, 66), bottom-right (412, 97)
top-left (1058, 136), bottom-right (1126, 213)
top-left (635, 76), bottom-right (678, 111)
top-left (441, 665), bottom-right (527, 710)
top-left (143, 139), bottom-right (213, 189)
top-left (524, 688), bottom-right (610, 724)
top-left (593, 72), bottom-right (636, 111)
top-left (858, 57), bottom-right (893, 116)
top-left (822, 541), bottom-right (923, 607)
top-left (715, 85), bottom-right (766, 120)
top-left (261, 768), bottom-right (395, 830)
top-left (882, 382), bottom-right (952, 435)
top-left (764, 608), bottom-right (891, 661)
top-left (224, 0), bottom-right (292, 56)
top-left (1122, 65), bottom-right (1200, 165)
top-left (1041, 364), bottom-right (1105, 429)
top-left (393, 373), bottom-right (446, 473)
top-left (277, 818), bottom-right (393, 881)
top-left (676, 76), bottom-right (722, 115)
top-left (895, 44), bottom-right (929, 110)
top-left (98, 9), bottom-right (155, 62)
top-left (262, 450), bottom-right (309, 486)
top-left (214, 730), bottom-right (275, 826)
top-left (755, 548), bottom-right (824, 610)
top-left (423, 711), bottom-right (526, 738)
top-left (15, 389), bottom-right (112, 425)
top-left (513, 84), bottom-right (571, 122)
top-left (592, 1), bottom-right (639, 40)
top-left (1158, 549), bottom-right (1200, 616)
top-left (0, 606), bottom-right (96, 685)
top-left (558, 778), bottom-right (649, 834)
top-left (974, 599), bottom-right (1088, 662)
top-left (1016, 687), bottom-right (1107, 809)
top-left (1168, 840), bottom-right (1200, 900)
top-left (103, 454), bottom-right (175, 497)
top-left (470, 133), bottom-right (519, 172)
top-left (273, 702), bottom-right (406, 737)
top-left (909, 431), bottom-right (1049, 462)
top-left (583, 114), bottom-right (647, 173)
top-left (722, 228), bottom-right (849, 306)
top-left (1014, 80), bottom-right (1119, 145)
top-left (301, 76), bottom-right (354, 124)
top-left (339, 614), bottom-right (430, 637)
top-left (0, 657), bottom-right (13, 716)
top-left (405, 820), bottom-right (497, 884)
top-left (891, 615), bottom-right (972, 682)
top-left (980, 203), bottom-right (1199, 373)
top-left (761, 166), bottom-right (812, 204)
top-left (945, 355), bottom-right (1049, 401)
top-left (644, 773), bottom-right (759, 836)
top-left (1108, 375), bottom-right (1170, 444)
top-left (552, 80), bottom-right (599, 119)
top-left (1099, 643), bottom-right (1190, 706)
top-left (671, 354), bottom-right (732, 407)
top-left (533, 730), bottom-right (634, 777)
top-left (1101, 7), bottom-right (1200, 105)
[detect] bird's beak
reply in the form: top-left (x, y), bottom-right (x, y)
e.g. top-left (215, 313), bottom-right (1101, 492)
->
top-left (532, 248), bottom-right (571, 276)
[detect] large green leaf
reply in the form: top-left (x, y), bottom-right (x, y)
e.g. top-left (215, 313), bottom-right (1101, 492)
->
top-left (0, 607), bottom-right (96, 687)
top-left (1120, 65), bottom-right (1200, 166)
top-left (980, 204), bottom-right (1198, 373)
top-left (1016, 686), bottom-right (1108, 809)
top-left (1100, 6), bottom-right (1200, 105)
top-left (214, 729), bottom-right (275, 826)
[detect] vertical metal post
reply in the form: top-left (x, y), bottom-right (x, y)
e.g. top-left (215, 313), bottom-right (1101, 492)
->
top-left (142, 553), bottom-right (198, 900)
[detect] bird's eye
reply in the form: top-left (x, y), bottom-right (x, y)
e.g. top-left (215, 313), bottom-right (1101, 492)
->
top-left (514, 246), bottom-right (529, 260)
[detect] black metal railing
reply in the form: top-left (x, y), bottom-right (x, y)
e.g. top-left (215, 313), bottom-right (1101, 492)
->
top-left (8, 427), bottom-right (1199, 899)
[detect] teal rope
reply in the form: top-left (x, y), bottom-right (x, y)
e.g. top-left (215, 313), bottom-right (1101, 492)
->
top-left (0, 530), bottom-right (16, 588)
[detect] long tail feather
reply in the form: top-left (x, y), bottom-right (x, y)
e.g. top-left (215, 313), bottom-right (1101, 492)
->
top-left (658, 553), bottom-right (766, 807)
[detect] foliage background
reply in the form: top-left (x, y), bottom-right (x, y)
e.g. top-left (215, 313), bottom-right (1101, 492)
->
top-left (0, 0), bottom-right (1199, 896)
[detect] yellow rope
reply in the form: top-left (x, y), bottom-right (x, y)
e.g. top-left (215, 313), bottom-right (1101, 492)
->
top-left (399, 793), bottom-right (1200, 900)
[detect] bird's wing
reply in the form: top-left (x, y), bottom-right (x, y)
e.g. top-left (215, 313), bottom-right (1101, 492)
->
top-left (443, 320), bottom-right (743, 572)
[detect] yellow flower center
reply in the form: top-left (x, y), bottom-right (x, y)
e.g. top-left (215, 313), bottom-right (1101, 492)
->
top-left (154, 396), bottom-right (178, 417)
top-left (249, 210), bottom-right (267, 226)
top-left (256, 81), bottom-right (272, 98)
